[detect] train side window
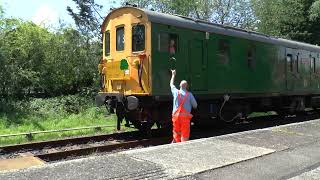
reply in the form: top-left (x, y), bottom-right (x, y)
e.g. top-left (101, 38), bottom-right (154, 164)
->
top-left (116, 26), bottom-right (125, 51)
top-left (286, 54), bottom-right (293, 72)
top-left (247, 46), bottom-right (256, 69)
top-left (318, 54), bottom-right (320, 73)
top-left (158, 33), bottom-right (169, 52)
top-left (312, 57), bottom-right (316, 73)
top-left (296, 55), bottom-right (299, 73)
top-left (158, 33), bottom-right (178, 54)
top-left (105, 31), bottom-right (110, 56)
top-left (218, 40), bottom-right (230, 65)
top-left (132, 25), bottom-right (145, 52)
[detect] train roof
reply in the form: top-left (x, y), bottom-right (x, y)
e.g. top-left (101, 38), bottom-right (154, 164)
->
top-left (104, 7), bottom-right (320, 53)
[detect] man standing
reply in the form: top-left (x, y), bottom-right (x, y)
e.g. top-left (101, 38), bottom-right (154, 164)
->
top-left (170, 70), bottom-right (197, 143)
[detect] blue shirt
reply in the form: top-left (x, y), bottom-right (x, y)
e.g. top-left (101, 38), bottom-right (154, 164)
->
top-left (171, 85), bottom-right (197, 113)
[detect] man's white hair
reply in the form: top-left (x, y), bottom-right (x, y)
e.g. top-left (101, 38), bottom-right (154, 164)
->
top-left (180, 80), bottom-right (188, 88)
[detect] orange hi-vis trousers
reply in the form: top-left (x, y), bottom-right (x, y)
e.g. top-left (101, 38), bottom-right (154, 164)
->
top-left (172, 91), bottom-right (193, 143)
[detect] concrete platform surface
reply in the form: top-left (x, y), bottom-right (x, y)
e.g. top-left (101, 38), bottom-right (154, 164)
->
top-left (122, 139), bottom-right (274, 177)
top-left (1, 119), bottom-right (320, 180)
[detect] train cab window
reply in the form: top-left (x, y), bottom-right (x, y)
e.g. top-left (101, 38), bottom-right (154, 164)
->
top-left (218, 40), bottom-right (230, 65)
top-left (116, 27), bottom-right (125, 51)
top-left (105, 31), bottom-right (110, 56)
top-left (132, 25), bottom-right (145, 52)
top-left (287, 54), bottom-right (293, 72)
top-left (247, 46), bottom-right (256, 69)
top-left (158, 33), bottom-right (178, 54)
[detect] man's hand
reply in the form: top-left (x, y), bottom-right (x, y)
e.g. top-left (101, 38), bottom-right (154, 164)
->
top-left (171, 69), bottom-right (176, 76)
top-left (170, 70), bottom-right (176, 86)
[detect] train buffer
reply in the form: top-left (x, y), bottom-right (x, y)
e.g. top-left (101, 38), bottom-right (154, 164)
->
top-left (1, 119), bottom-right (320, 179)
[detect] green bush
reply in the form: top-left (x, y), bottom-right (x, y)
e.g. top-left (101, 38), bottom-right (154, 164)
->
top-left (0, 94), bottom-right (101, 126)
top-left (27, 94), bottom-right (94, 115)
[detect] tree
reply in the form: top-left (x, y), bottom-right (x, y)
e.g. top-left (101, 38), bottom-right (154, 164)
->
top-left (67, 0), bottom-right (104, 39)
top-left (309, 0), bottom-right (320, 45)
top-left (252, 0), bottom-right (320, 45)
top-left (122, 0), bottom-right (257, 30)
top-left (0, 19), bottom-right (48, 97)
top-left (66, 0), bottom-right (105, 94)
top-left (251, 0), bottom-right (282, 36)
top-left (0, 17), bottom-right (101, 98)
top-left (0, 3), bottom-right (4, 19)
top-left (209, 0), bottom-right (257, 29)
top-left (309, 0), bottom-right (320, 21)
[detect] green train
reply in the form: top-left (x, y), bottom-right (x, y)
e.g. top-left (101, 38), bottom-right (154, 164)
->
top-left (96, 6), bottom-right (320, 132)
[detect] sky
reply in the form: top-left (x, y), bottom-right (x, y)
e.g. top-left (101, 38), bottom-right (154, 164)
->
top-left (1, 0), bottom-right (120, 26)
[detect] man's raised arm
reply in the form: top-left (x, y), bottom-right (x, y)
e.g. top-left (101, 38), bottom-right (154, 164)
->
top-left (170, 70), bottom-right (176, 88)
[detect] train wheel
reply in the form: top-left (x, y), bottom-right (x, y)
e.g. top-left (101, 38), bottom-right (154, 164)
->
top-left (276, 110), bottom-right (287, 118)
top-left (139, 109), bottom-right (155, 136)
top-left (152, 108), bottom-right (162, 130)
top-left (157, 114), bottom-right (172, 136)
top-left (125, 112), bottom-right (141, 130)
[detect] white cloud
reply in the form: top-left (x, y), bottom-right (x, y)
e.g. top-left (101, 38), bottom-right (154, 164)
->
top-left (32, 5), bottom-right (58, 26)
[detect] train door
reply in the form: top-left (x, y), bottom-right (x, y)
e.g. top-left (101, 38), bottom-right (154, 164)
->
top-left (188, 39), bottom-right (208, 91)
top-left (296, 50), bottom-right (311, 91)
top-left (153, 30), bottom-right (182, 93)
top-left (286, 48), bottom-right (297, 91)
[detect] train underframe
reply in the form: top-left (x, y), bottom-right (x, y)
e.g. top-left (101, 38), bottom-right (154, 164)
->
top-left (96, 93), bottom-right (320, 134)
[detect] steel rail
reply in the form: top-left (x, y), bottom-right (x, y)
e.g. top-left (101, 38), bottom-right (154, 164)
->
top-left (36, 137), bottom-right (170, 162)
top-left (0, 131), bottom-right (143, 153)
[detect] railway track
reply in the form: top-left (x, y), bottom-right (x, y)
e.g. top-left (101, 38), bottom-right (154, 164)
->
top-left (36, 137), bottom-right (169, 161)
top-left (1, 111), bottom-right (319, 163)
top-left (0, 130), bottom-right (170, 162)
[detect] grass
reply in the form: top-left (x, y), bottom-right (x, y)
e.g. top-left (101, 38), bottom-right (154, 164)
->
top-left (0, 95), bottom-right (132, 146)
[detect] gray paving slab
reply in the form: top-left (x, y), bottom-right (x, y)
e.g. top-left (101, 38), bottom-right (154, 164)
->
top-left (0, 154), bottom-right (167, 180)
top-left (218, 119), bottom-right (320, 151)
top-left (191, 140), bottom-right (320, 180)
top-left (289, 166), bottom-right (320, 180)
top-left (123, 138), bottom-right (275, 178)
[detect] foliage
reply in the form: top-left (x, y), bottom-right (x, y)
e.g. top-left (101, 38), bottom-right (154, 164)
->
top-left (0, 18), bottom-right (100, 98)
top-left (0, 95), bottom-right (92, 118)
top-left (122, 0), bottom-right (257, 30)
top-left (252, 0), bottom-right (320, 45)
top-left (67, 0), bottom-right (104, 39)
top-left (251, 0), bottom-right (283, 36)
top-left (310, 0), bottom-right (320, 21)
